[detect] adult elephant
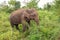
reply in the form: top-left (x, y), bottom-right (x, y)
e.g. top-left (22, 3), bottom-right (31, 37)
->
top-left (10, 8), bottom-right (39, 32)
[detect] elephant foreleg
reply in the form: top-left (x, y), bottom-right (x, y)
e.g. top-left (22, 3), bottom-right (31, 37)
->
top-left (15, 24), bottom-right (20, 31)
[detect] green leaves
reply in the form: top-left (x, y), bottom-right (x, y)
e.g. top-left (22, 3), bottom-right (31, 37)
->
top-left (26, 0), bottom-right (40, 9)
top-left (0, 9), bottom-right (60, 40)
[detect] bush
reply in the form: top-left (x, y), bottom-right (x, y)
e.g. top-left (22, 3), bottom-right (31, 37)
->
top-left (0, 10), bottom-right (60, 40)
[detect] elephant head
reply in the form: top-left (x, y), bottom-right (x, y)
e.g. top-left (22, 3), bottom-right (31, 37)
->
top-left (26, 8), bottom-right (39, 25)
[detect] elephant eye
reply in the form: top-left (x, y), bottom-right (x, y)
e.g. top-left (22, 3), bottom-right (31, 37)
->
top-left (24, 16), bottom-right (28, 19)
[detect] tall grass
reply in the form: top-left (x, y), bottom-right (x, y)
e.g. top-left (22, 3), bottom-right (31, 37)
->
top-left (0, 10), bottom-right (60, 40)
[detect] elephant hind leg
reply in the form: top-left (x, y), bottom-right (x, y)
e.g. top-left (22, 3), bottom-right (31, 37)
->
top-left (11, 23), bottom-right (14, 29)
top-left (10, 23), bottom-right (15, 32)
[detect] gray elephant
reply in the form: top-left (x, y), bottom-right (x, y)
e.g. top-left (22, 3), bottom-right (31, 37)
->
top-left (10, 8), bottom-right (39, 32)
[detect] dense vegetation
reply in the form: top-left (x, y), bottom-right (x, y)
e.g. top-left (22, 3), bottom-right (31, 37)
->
top-left (0, 0), bottom-right (60, 40)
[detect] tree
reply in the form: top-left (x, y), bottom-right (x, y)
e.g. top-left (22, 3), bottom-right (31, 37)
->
top-left (15, 1), bottom-right (20, 10)
top-left (55, 0), bottom-right (60, 13)
top-left (8, 0), bottom-right (21, 10)
top-left (54, 0), bottom-right (60, 22)
top-left (0, 1), bottom-right (9, 12)
top-left (44, 3), bottom-right (51, 11)
top-left (26, 0), bottom-right (40, 9)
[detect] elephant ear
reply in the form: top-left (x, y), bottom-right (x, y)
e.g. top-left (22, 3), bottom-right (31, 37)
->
top-left (23, 11), bottom-right (30, 20)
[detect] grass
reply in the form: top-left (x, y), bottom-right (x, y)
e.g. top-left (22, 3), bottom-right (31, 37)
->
top-left (0, 10), bottom-right (60, 40)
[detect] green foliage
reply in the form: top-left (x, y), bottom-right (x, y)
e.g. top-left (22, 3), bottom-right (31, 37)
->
top-left (26, 0), bottom-right (40, 9)
top-left (54, 0), bottom-right (60, 23)
top-left (8, 0), bottom-right (21, 10)
top-left (8, 0), bottom-right (16, 6)
top-left (44, 3), bottom-right (51, 11)
top-left (0, 0), bottom-right (21, 13)
top-left (15, 1), bottom-right (20, 10)
top-left (54, 0), bottom-right (60, 9)
top-left (0, 10), bottom-right (60, 40)
top-left (0, 0), bottom-right (60, 40)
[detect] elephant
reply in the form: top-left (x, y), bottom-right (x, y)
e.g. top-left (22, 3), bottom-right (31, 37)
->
top-left (9, 8), bottom-right (39, 32)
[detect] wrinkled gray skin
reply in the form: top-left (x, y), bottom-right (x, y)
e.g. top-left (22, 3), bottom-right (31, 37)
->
top-left (10, 8), bottom-right (39, 32)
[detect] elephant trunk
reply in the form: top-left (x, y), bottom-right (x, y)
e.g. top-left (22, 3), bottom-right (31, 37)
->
top-left (35, 17), bottom-right (39, 25)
